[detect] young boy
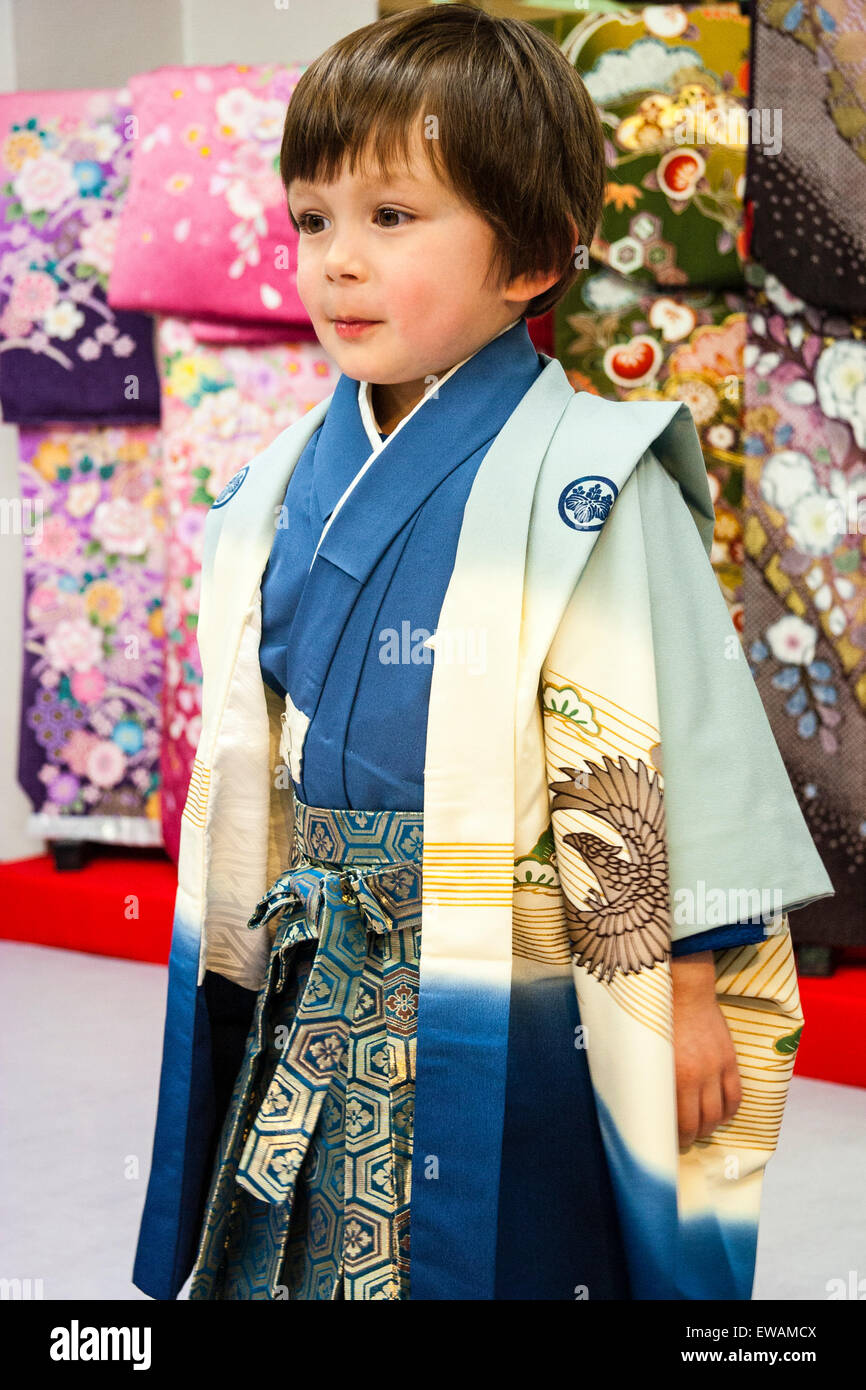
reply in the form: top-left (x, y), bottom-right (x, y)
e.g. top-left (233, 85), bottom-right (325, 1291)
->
top-left (133, 3), bottom-right (833, 1301)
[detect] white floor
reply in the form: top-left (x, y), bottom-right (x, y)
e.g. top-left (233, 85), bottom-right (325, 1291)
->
top-left (1, 939), bottom-right (863, 1302)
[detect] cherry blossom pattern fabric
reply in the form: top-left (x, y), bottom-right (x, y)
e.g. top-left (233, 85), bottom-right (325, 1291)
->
top-left (555, 265), bottom-right (747, 623)
top-left (107, 65), bottom-right (311, 331)
top-left (17, 424), bottom-right (166, 846)
top-left (0, 87), bottom-right (160, 425)
top-left (742, 263), bottom-right (866, 944)
top-left (156, 317), bottom-right (338, 861)
top-left (556, 2), bottom-right (750, 291)
top-left (748, 0), bottom-right (866, 315)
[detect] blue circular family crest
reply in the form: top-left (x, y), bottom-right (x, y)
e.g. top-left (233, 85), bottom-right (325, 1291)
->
top-left (558, 474), bottom-right (618, 531)
top-left (212, 465), bottom-right (249, 509)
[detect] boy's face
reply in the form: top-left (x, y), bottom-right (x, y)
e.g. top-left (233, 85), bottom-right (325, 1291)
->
top-left (287, 125), bottom-right (539, 392)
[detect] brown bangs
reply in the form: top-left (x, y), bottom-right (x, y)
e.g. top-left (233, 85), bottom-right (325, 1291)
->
top-left (279, 3), bottom-right (605, 319)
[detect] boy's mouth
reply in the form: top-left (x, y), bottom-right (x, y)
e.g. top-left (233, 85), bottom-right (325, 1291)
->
top-left (330, 316), bottom-right (382, 338)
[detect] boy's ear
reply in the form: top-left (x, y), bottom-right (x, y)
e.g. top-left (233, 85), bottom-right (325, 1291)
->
top-left (504, 267), bottom-right (559, 306)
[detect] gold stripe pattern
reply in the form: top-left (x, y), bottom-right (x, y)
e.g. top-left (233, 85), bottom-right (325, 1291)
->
top-left (704, 932), bottom-right (803, 1152)
top-left (607, 965), bottom-right (674, 1043)
top-left (182, 758), bottom-right (210, 829)
top-left (422, 841), bottom-right (514, 906)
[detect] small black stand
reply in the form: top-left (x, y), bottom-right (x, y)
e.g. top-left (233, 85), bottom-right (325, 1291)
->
top-left (50, 839), bottom-right (89, 872)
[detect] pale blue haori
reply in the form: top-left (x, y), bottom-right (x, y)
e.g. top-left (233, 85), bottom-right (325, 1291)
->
top-left (252, 317), bottom-right (762, 1298)
top-left (133, 315), bottom-right (769, 1301)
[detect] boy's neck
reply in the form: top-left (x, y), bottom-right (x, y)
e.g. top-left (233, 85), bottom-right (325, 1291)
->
top-left (369, 379), bottom-right (429, 436)
top-left (368, 318), bottom-right (524, 435)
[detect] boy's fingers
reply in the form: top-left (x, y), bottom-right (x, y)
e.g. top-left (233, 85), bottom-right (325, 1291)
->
top-left (677, 1082), bottom-right (699, 1151)
top-left (697, 1077), bottom-right (724, 1139)
top-left (721, 1063), bottom-right (742, 1123)
top-left (678, 1068), bottom-right (740, 1147)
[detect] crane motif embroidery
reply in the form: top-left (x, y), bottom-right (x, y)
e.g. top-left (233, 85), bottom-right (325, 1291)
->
top-left (548, 753), bottom-right (671, 982)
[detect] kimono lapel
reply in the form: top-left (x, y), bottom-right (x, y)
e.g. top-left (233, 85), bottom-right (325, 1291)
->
top-left (309, 373), bottom-right (374, 532)
top-left (311, 317), bottom-right (519, 534)
top-left (189, 398), bottom-right (332, 989)
top-left (279, 320), bottom-right (548, 788)
top-left (200, 397), bottom-right (331, 742)
top-left (133, 399), bottom-right (334, 1301)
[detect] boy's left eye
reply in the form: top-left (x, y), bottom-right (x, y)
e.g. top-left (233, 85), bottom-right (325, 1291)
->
top-left (375, 207), bottom-right (414, 228)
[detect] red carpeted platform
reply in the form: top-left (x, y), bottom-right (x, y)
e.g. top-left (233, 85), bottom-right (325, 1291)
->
top-left (796, 957), bottom-right (866, 1091)
top-left (0, 849), bottom-right (177, 966)
top-left (1, 850), bottom-right (863, 1089)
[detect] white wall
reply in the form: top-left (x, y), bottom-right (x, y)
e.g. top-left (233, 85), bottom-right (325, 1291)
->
top-left (182, 0), bottom-right (375, 68)
top-left (0, 0), bottom-right (377, 859)
top-left (8, 0), bottom-right (373, 90)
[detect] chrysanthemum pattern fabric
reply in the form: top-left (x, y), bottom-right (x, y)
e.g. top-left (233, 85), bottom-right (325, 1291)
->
top-left (742, 264), bottom-right (866, 943)
top-left (16, 424), bottom-right (166, 843)
top-left (0, 86), bottom-right (160, 423)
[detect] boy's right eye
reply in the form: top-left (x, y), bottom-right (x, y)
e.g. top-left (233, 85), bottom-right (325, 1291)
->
top-left (296, 213), bottom-right (330, 234)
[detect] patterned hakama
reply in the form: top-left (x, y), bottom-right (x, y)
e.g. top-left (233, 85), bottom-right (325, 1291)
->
top-left (189, 793), bottom-right (424, 1300)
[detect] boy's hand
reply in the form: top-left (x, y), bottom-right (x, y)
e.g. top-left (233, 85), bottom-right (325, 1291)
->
top-left (671, 950), bottom-right (742, 1152)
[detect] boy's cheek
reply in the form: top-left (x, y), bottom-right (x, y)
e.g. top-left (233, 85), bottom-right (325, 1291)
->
top-left (294, 265), bottom-right (318, 319)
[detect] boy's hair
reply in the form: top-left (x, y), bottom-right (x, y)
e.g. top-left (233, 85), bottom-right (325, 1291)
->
top-left (280, 2), bottom-right (605, 319)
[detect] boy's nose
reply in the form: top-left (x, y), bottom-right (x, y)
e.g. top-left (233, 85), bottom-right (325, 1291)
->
top-left (324, 240), bottom-right (365, 282)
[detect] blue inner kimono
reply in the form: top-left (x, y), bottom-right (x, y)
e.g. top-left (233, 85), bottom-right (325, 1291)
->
top-left (255, 318), bottom-right (763, 1298)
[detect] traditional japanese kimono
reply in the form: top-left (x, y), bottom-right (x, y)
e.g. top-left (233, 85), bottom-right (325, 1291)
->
top-left (133, 319), bottom-right (833, 1302)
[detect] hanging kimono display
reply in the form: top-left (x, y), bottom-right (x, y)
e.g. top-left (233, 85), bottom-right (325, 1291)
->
top-left (107, 64), bottom-right (310, 333)
top-left (747, 0), bottom-right (866, 317)
top-left (551, 2), bottom-right (751, 622)
top-left (16, 423), bottom-right (166, 845)
top-left (556, 273), bottom-right (747, 618)
top-left (155, 316), bottom-right (338, 860)
top-left (742, 263), bottom-right (866, 946)
top-left (133, 322), bottom-right (832, 1303)
top-left (0, 86), bottom-right (161, 425)
top-left (554, 2), bottom-right (750, 290)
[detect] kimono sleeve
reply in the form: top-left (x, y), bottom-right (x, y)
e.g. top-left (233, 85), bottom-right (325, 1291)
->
top-left (636, 450), bottom-right (835, 948)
